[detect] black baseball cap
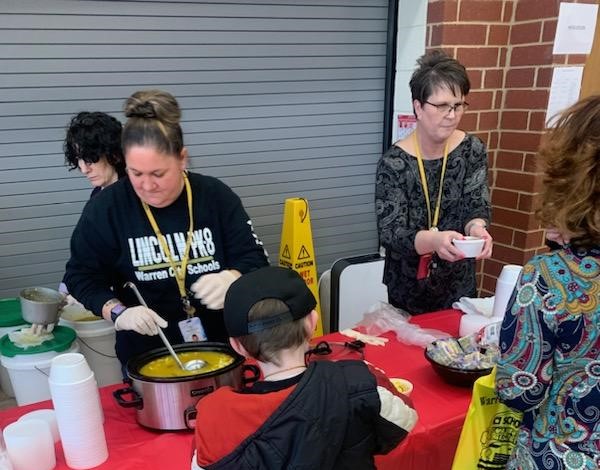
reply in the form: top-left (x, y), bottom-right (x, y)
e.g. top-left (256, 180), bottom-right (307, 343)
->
top-left (223, 266), bottom-right (317, 337)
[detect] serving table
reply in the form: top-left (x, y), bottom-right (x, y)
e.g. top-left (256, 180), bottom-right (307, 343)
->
top-left (0, 309), bottom-right (470, 470)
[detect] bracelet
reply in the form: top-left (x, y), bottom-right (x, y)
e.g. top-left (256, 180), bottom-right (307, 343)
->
top-left (466, 221), bottom-right (487, 236)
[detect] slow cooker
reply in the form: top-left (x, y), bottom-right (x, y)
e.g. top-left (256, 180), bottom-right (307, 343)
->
top-left (114, 342), bottom-right (256, 431)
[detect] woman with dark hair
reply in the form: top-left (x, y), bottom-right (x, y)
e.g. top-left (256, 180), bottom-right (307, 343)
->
top-left (59, 111), bottom-right (126, 305)
top-left (496, 95), bottom-right (600, 470)
top-left (375, 50), bottom-right (492, 314)
top-left (64, 90), bottom-right (268, 367)
top-left (64, 111), bottom-right (125, 197)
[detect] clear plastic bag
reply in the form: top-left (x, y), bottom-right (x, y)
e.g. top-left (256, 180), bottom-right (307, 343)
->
top-left (356, 302), bottom-right (451, 348)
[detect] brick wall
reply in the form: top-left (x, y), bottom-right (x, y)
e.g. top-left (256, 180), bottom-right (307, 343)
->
top-left (426, 0), bottom-right (591, 294)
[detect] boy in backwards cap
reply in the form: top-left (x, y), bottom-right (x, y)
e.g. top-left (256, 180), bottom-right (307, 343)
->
top-left (191, 266), bottom-right (417, 470)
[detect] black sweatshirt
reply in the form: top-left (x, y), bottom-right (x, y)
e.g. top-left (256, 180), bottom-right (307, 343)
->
top-left (65, 172), bottom-right (268, 364)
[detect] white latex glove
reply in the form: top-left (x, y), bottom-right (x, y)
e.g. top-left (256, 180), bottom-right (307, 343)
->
top-left (57, 283), bottom-right (82, 308)
top-left (114, 306), bottom-right (168, 336)
top-left (64, 294), bottom-right (84, 308)
top-left (191, 270), bottom-right (239, 310)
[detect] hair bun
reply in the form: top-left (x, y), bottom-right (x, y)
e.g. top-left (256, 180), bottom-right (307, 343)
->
top-left (125, 101), bottom-right (156, 119)
top-left (123, 90), bottom-right (181, 124)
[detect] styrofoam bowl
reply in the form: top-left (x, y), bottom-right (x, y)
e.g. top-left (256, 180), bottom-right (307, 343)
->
top-left (390, 377), bottom-right (413, 396)
top-left (452, 236), bottom-right (485, 258)
top-left (18, 409), bottom-right (60, 443)
top-left (3, 418), bottom-right (56, 470)
top-left (49, 353), bottom-right (92, 384)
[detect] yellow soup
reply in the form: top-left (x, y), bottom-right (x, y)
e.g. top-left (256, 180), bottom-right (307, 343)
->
top-left (390, 378), bottom-right (413, 396)
top-left (139, 350), bottom-right (235, 378)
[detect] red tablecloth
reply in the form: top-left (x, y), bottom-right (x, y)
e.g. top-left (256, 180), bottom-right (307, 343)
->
top-left (0, 309), bottom-right (470, 470)
top-left (369, 309), bottom-right (471, 470)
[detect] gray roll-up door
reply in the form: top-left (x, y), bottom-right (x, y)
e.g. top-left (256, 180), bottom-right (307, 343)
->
top-left (0, 0), bottom-right (389, 298)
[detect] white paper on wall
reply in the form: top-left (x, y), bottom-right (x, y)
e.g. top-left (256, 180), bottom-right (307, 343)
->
top-left (545, 66), bottom-right (584, 127)
top-left (553, 2), bottom-right (598, 55)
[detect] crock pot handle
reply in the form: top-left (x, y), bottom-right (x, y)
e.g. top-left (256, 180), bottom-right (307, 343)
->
top-left (113, 386), bottom-right (143, 410)
top-left (242, 364), bottom-right (261, 385)
top-left (184, 406), bottom-right (197, 430)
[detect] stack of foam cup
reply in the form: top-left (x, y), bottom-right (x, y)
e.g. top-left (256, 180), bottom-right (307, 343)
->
top-left (3, 418), bottom-right (54, 470)
top-left (48, 353), bottom-right (108, 469)
top-left (492, 265), bottom-right (523, 319)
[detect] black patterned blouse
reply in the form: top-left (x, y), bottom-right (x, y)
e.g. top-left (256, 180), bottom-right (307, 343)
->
top-left (375, 134), bottom-right (491, 314)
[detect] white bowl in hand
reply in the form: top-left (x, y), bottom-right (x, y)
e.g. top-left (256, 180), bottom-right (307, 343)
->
top-left (453, 236), bottom-right (485, 258)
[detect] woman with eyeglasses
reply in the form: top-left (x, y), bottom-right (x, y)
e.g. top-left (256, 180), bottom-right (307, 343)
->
top-left (375, 50), bottom-right (493, 314)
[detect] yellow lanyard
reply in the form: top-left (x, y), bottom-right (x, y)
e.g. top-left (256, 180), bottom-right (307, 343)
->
top-left (142, 172), bottom-right (196, 317)
top-left (413, 132), bottom-right (449, 231)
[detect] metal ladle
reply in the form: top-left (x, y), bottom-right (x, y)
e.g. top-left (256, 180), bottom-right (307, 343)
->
top-left (124, 282), bottom-right (205, 372)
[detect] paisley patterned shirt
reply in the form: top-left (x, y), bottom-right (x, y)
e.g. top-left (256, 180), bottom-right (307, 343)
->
top-left (375, 134), bottom-right (490, 314)
top-left (496, 247), bottom-right (600, 470)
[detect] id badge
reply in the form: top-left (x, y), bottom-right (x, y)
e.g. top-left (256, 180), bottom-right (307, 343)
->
top-left (416, 253), bottom-right (433, 280)
top-left (178, 317), bottom-right (207, 342)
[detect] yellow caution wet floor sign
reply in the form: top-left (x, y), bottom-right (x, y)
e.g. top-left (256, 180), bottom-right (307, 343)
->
top-left (278, 198), bottom-right (323, 337)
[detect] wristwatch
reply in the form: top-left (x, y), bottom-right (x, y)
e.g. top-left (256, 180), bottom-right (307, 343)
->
top-left (110, 303), bottom-right (127, 323)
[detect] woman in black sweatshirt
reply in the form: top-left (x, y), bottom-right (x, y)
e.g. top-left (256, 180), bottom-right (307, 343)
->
top-left (65, 90), bottom-right (268, 367)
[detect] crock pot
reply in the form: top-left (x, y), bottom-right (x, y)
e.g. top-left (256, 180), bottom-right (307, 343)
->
top-left (113, 342), bottom-right (256, 431)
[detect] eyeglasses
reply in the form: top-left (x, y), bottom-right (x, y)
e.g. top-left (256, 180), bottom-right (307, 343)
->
top-left (424, 101), bottom-right (469, 114)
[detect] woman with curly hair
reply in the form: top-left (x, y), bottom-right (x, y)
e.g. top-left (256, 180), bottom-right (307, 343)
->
top-left (64, 111), bottom-right (125, 197)
top-left (59, 111), bottom-right (126, 304)
top-left (496, 95), bottom-right (600, 470)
